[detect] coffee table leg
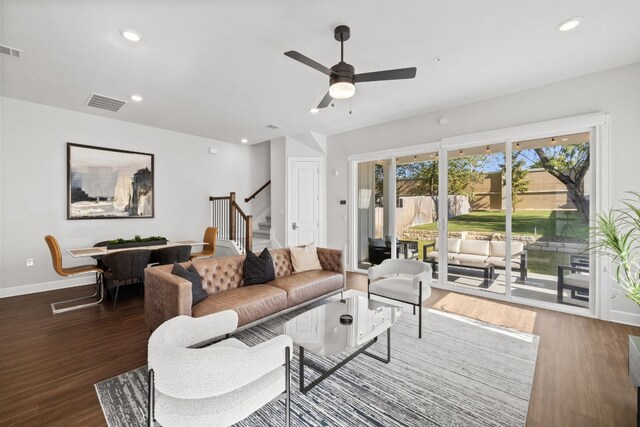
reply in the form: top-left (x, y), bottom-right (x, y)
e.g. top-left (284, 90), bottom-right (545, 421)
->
top-left (299, 346), bottom-right (305, 393)
top-left (299, 331), bottom-right (391, 394)
top-left (363, 328), bottom-right (392, 364)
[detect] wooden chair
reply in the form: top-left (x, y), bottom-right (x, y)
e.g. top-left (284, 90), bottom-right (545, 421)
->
top-left (189, 227), bottom-right (218, 260)
top-left (44, 235), bottom-right (104, 314)
top-left (101, 249), bottom-right (152, 308)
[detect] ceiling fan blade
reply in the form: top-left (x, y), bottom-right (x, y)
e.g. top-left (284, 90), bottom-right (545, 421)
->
top-left (284, 51), bottom-right (332, 76)
top-left (317, 91), bottom-right (333, 109)
top-left (354, 67), bottom-right (417, 83)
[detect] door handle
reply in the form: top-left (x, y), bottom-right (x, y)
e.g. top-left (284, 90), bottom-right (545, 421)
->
top-left (292, 222), bottom-right (298, 230)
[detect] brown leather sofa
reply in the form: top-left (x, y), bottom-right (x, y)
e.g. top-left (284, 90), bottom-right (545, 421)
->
top-left (144, 247), bottom-right (345, 332)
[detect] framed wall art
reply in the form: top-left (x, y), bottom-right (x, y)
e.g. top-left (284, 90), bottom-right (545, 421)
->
top-left (67, 143), bottom-right (154, 219)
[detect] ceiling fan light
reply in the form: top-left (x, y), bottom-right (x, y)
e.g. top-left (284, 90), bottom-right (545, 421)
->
top-left (329, 82), bottom-right (355, 99)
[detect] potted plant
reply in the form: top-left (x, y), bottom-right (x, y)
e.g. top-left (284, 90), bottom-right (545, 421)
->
top-left (106, 235), bottom-right (167, 250)
top-left (592, 192), bottom-right (640, 305)
top-left (592, 192), bottom-right (640, 412)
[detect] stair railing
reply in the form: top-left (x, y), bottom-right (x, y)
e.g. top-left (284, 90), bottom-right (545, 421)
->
top-left (244, 180), bottom-right (271, 203)
top-left (209, 192), bottom-right (253, 253)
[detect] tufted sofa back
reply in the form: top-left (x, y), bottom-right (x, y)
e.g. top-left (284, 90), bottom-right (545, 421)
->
top-left (150, 247), bottom-right (343, 296)
top-left (191, 255), bottom-right (246, 294)
top-left (270, 248), bottom-right (294, 278)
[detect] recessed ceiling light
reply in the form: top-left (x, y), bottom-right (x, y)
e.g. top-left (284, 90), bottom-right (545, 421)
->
top-left (309, 107), bottom-right (319, 114)
top-left (120, 29), bottom-right (142, 42)
top-left (556, 17), bottom-right (582, 32)
top-left (130, 94), bottom-right (143, 102)
top-left (561, 138), bottom-right (569, 141)
top-left (241, 138), bottom-right (248, 144)
top-left (434, 57), bottom-right (443, 63)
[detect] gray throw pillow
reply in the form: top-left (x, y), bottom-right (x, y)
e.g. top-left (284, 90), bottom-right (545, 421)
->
top-left (171, 262), bottom-right (208, 306)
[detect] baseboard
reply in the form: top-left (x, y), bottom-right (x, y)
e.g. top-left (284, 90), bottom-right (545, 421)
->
top-left (0, 275), bottom-right (96, 298)
top-left (609, 310), bottom-right (640, 327)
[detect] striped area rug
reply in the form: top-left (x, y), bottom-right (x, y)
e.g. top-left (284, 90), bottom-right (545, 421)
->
top-left (96, 293), bottom-right (539, 426)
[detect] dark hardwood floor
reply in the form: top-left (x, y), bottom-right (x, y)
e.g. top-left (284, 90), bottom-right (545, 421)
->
top-left (1, 273), bottom-right (638, 426)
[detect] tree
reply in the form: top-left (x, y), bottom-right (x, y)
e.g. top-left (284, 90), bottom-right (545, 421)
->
top-left (450, 157), bottom-right (487, 203)
top-left (415, 161), bottom-right (439, 196)
top-left (530, 143), bottom-right (590, 223)
top-left (500, 152), bottom-right (529, 212)
top-left (376, 162), bottom-right (435, 206)
top-left (374, 155), bottom-right (487, 209)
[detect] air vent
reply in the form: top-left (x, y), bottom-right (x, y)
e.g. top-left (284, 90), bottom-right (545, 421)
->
top-left (0, 45), bottom-right (22, 58)
top-left (265, 124), bottom-right (280, 130)
top-left (86, 93), bottom-right (127, 112)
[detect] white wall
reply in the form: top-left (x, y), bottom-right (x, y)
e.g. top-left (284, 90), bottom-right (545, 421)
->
top-left (245, 140), bottom-right (271, 221)
top-left (270, 134), bottom-right (326, 248)
top-left (326, 62), bottom-right (640, 324)
top-left (270, 137), bottom-right (286, 247)
top-left (0, 97), bottom-right (269, 296)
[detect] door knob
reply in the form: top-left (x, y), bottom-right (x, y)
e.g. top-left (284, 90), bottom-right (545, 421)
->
top-left (292, 222), bottom-right (298, 230)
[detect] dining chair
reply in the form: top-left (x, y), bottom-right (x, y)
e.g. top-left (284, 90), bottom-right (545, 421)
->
top-left (190, 227), bottom-right (218, 260)
top-left (150, 245), bottom-right (192, 266)
top-left (44, 235), bottom-right (104, 314)
top-left (101, 249), bottom-right (152, 308)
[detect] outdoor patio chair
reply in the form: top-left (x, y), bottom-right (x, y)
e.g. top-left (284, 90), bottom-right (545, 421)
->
top-left (557, 263), bottom-right (589, 304)
top-left (368, 238), bottom-right (391, 265)
top-left (385, 235), bottom-right (419, 259)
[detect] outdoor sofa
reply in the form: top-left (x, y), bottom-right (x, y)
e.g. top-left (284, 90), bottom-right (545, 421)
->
top-left (423, 237), bottom-right (528, 281)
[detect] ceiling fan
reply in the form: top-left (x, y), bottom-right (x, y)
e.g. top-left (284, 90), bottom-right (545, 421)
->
top-left (284, 25), bottom-right (417, 110)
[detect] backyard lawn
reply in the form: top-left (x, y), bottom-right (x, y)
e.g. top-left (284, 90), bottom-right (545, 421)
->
top-left (409, 210), bottom-right (589, 241)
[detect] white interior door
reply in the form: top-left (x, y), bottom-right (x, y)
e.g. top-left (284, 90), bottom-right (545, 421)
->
top-left (289, 159), bottom-right (320, 246)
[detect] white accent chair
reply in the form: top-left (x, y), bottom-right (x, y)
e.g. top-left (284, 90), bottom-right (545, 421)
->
top-left (147, 310), bottom-right (292, 427)
top-left (367, 259), bottom-right (432, 338)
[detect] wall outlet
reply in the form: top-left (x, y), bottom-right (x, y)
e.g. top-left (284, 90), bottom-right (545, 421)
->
top-left (26, 258), bottom-right (34, 267)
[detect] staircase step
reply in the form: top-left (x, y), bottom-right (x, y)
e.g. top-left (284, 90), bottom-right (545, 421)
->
top-left (253, 229), bottom-right (270, 239)
top-left (265, 215), bottom-right (271, 221)
top-left (252, 238), bottom-right (271, 252)
top-left (258, 222), bottom-right (271, 231)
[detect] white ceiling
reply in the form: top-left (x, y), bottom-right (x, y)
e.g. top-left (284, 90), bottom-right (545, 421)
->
top-left (1, 1), bottom-right (639, 145)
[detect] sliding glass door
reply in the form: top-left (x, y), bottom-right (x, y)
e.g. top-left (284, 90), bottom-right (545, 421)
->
top-left (442, 142), bottom-right (508, 296)
top-left (350, 114), bottom-right (602, 316)
top-left (357, 159), bottom-right (399, 269)
top-left (509, 133), bottom-right (591, 308)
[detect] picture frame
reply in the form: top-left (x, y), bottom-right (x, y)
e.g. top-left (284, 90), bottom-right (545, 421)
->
top-left (67, 143), bottom-right (154, 219)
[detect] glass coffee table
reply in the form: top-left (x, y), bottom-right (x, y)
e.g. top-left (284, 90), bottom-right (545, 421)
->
top-left (284, 296), bottom-right (401, 394)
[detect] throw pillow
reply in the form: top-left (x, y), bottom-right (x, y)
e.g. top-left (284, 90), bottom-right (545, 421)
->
top-left (290, 243), bottom-right (323, 273)
top-left (243, 248), bottom-right (276, 286)
top-left (171, 262), bottom-right (208, 306)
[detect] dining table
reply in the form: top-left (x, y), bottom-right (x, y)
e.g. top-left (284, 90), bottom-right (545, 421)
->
top-left (66, 240), bottom-right (208, 258)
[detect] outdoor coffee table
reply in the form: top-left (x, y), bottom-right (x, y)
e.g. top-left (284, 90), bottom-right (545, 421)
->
top-left (425, 258), bottom-right (495, 287)
top-left (284, 296), bottom-right (401, 394)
